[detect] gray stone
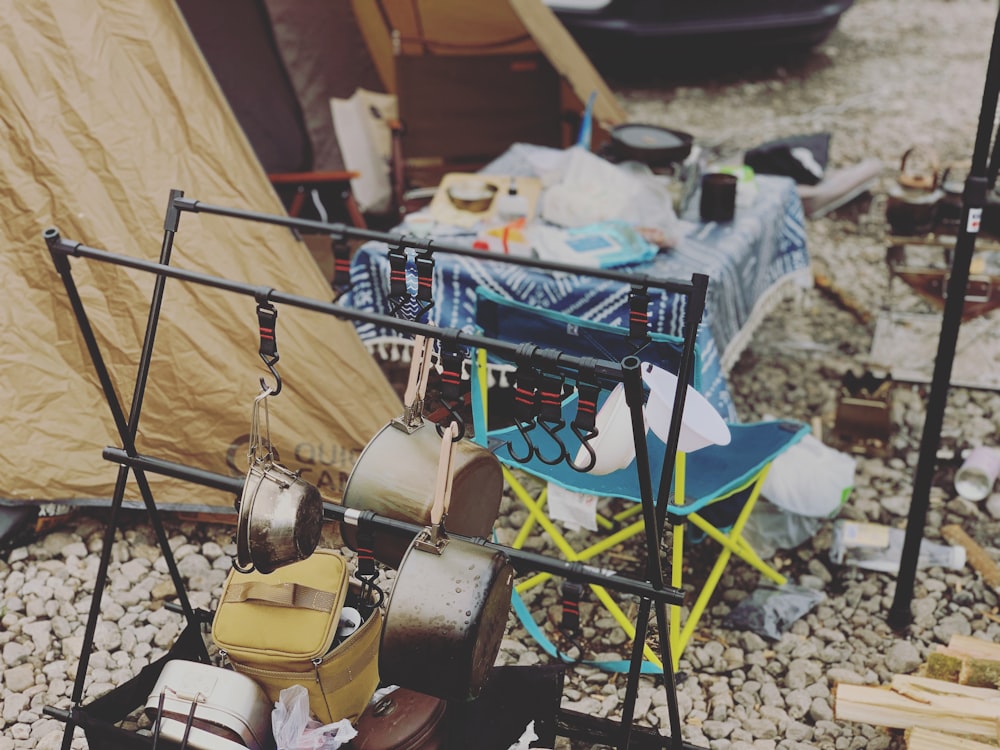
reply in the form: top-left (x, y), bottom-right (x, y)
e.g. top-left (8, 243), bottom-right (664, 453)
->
top-left (784, 689), bottom-right (811, 720)
top-left (2, 640), bottom-right (32, 668)
top-left (826, 668), bottom-right (865, 685)
top-left (2, 692), bottom-right (28, 722)
top-left (885, 640), bottom-right (922, 674)
top-left (4, 663), bottom-right (36, 693)
top-left (933, 613), bottom-right (973, 642)
top-left (808, 696), bottom-right (834, 723)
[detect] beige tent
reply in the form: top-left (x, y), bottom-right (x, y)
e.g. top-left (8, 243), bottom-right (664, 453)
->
top-left (352, 0), bottom-right (626, 133)
top-left (0, 0), bottom-right (401, 510)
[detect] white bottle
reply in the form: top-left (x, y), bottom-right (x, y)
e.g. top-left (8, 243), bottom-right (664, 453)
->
top-left (495, 178), bottom-right (530, 223)
top-left (954, 446), bottom-right (1000, 501)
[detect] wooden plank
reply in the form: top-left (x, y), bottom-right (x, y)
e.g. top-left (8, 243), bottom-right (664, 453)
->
top-left (948, 634), bottom-right (1000, 662)
top-left (834, 679), bottom-right (1000, 738)
top-left (907, 727), bottom-right (999, 750)
top-left (942, 524), bottom-right (1000, 589)
top-left (893, 674), bottom-right (1000, 701)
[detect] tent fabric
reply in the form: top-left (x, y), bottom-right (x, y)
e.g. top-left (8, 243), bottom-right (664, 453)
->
top-left (0, 0), bottom-right (401, 510)
top-left (265, 0), bottom-right (384, 173)
top-left (351, 0), bottom-right (627, 132)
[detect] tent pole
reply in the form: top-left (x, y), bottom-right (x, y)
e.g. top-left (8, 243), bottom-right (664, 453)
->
top-left (888, 5), bottom-right (1000, 629)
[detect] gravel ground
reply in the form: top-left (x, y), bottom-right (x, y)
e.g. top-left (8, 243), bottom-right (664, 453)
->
top-left (5, 1), bottom-right (1000, 748)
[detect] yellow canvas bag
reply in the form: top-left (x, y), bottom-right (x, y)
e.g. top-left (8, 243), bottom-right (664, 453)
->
top-left (212, 549), bottom-right (381, 724)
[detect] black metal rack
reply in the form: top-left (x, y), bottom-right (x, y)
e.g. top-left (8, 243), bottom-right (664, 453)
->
top-left (42, 189), bottom-right (710, 750)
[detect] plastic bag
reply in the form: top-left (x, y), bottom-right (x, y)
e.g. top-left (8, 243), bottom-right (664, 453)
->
top-left (742, 498), bottom-right (824, 558)
top-left (761, 433), bottom-right (855, 517)
top-left (272, 685), bottom-right (357, 750)
top-left (722, 582), bottom-right (825, 640)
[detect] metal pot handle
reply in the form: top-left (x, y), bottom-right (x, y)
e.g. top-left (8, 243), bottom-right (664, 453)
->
top-left (417, 421), bottom-right (459, 553)
top-left (431, 421), bottom-right (459, 526)
top-left (248, 386), bottom-right (274, 469)
top-left (398, 335), bottom-right (434, 429)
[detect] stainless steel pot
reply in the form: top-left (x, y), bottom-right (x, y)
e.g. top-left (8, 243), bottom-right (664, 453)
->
top-left (379, 423), bottom-right (513, 702)
top-left (234, 389), bottom-right (323, 575)
top-left (342, 336), bottom-right (502, 568)
top-left (236, 462), bottom-right (322, 575)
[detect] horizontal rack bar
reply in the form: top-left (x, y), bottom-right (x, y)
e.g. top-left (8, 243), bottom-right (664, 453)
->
top-left (44, 229), bottom-right (627, 386)
top-left (173, 196), bottom-right (705, 297)
top-left (102, 447), bottom-right (684, 606)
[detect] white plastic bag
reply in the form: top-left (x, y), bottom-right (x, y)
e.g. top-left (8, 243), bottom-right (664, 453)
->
top-left (761, 434), bottom-right (855, 517)
top-left (330, 88), bottom-right (397, 214)
top-left (272, 685), bottom-right (357, 750)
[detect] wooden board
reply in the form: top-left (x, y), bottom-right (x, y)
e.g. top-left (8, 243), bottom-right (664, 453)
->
top-left (834, 676), bottom-right (1000, 738)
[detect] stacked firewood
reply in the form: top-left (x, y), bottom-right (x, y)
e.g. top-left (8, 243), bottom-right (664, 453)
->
top-left (834, 634), bottom-right (1000, 749)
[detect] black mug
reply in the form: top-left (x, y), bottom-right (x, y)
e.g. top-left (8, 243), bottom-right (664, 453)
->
top-left (700, 172), bottom-right (738, 223)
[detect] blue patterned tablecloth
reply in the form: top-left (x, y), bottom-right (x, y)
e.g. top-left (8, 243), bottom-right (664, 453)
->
top-left (343, 170), bottom-right (809, 422)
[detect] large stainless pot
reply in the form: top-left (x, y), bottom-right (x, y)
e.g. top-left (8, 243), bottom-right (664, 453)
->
top-left (235, 389), bottom-right (322, 575)
top-left (342, 336), bottom-right (502, 568)
top-left (379, 423), bottom-right (513, 702)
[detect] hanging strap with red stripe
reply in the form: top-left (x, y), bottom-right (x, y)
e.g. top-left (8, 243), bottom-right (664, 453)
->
top-left (413, 247), bottom-right (436, 321)
top-left (628, 285), bottom-right (651, 345)
top-left (387, 244), bottom-right (409, 316)
top-left (256, 295), bottom-right (282, 395)
top-left (332, 236), bottom-right (352, 290)
top-left (439, 344), bottom-right (465, 404)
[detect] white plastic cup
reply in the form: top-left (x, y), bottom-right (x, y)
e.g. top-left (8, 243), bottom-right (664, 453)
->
top-left (954, 446), bottom-right (1000, 501)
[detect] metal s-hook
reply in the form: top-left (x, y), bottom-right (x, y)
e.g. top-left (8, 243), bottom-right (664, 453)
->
top-left (436, 403), bottom-right (467, 441)
top-left (535, 418), bottom-right (568, 465)
top-left (256, 294), bottom-right (282, 395)
top-left (508, 418), bottom-right (536, 463)
top-left (534, 371), bottom-right (568, 465)
top-left (568, 423), bottom-right (598, 473)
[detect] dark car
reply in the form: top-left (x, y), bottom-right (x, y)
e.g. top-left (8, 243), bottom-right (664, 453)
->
top-left (546, 0), bottom-right (856, 76)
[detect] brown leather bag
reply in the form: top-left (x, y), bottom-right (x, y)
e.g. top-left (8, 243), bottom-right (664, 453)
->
top-left (350, 688), bottom-right (448, 750)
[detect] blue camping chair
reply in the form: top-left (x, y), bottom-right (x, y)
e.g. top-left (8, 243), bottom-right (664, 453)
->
top-left (470, 287), bottom-right (808, 669)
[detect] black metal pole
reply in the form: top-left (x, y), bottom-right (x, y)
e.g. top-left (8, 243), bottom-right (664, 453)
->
top-left (888, 5), bottom-right (1000, 628)
top-left (173, 196), bottom-right (696, 296)
top-left (101, 447), bottom-right (686, 606)
top-left (620, 356), bottom-right (683, 750)
top-left (47, 192), bottom-right (207, 750)
top-left (44, 234), bottom-right (630, 390)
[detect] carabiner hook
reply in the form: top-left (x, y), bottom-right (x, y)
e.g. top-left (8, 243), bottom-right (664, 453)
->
top-left (568, 423), bottom-right (599, 473)
top-left (535, 419), bottom-right (568, 465)
top-left (507, 419), bottom-right (536, 463)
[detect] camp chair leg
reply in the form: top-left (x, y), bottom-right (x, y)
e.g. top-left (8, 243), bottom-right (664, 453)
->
top-left (672, 471), bottom-right (786, 664)
top-left (670, 519), bottom-right (684, 666)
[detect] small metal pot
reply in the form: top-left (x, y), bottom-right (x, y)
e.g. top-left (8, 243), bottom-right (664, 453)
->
top-left (342, 336), bottom-right (502, 568)
top-left (379, 424), bottom-right (513, 702)
top-left (233, 388), bottom-right (323, 575)
top-left (235, 461), bottom-right (323, 575)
